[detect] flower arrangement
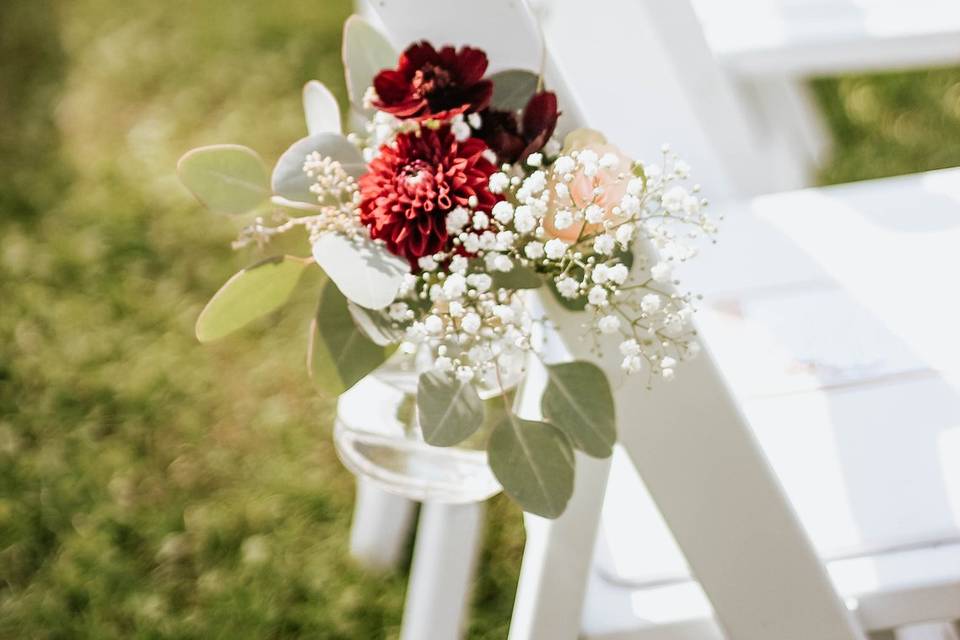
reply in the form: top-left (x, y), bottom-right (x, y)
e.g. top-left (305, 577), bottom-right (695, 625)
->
top-left (176, 16), bottom-right (717, 518)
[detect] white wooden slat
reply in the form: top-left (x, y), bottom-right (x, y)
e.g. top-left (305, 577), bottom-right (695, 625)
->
top-left (691, 0), bottom-right (960, 77)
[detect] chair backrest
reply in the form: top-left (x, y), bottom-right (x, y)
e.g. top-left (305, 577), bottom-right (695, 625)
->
top-left (365, 1), bottom-right (864, 638)
top-left (535, 0), bottom-right (815, 195)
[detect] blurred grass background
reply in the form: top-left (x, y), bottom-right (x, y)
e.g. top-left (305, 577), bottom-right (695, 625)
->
top-left (1, 0), bottom-right (959, 638)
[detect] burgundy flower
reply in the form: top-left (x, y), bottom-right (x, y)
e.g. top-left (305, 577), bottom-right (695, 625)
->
top-left (358, 126), bottom-right (499, 266)
top-left (478, 91), bottom-right (559, 164)
top-left (373, 41), bottom-right (493, 121)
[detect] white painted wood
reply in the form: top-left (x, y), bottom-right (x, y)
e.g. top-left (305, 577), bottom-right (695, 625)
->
top-left (587, 169), bottom-right (960, 638)
top-left (893, 622), bottom-right (959, 640)
top-left (401, 502), bottom-right (485, 640)
top-left (349, 477), bottom-right (417, 570)
top-left (690, 0), bottom-right (960, 77)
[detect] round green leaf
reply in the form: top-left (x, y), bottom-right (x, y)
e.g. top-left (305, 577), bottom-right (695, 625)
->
top-left (309, 280), bottom-right (390, 394)
top-left (417, 372), bottom-right (484, 447)
top-left (271, 133), bottom-right (365, 204)
top-left (177, 144), bottom-right (269, 215)
top-left (196, 255), bottom-right (309, 343)
top-left (342, 15), bottom-right (396, 111)
top-left (542, 361), bottom-right (616, 458)
top-left (311, 233), bottom-right (409, 310)
top-left (489, 69), bottom-right (540, 112)
top-left (488, 413), bottom-right (575, 518)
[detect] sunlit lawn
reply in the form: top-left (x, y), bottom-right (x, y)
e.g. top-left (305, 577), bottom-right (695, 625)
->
top-left (2, 1), bottom-right (960, 638)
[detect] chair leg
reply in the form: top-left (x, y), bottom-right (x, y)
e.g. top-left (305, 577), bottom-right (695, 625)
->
top-left (401, 501), bottom-right (485, 640)
top-left (349, 477), bottom-right (417, 571)
top-left (894, 622), bottom-right (960, 640)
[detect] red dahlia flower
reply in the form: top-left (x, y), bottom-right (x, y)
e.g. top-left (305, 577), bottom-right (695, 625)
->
top-left (358, 126), bottom-right (499, 266)
top-left (373, 41), bottom-right (493, 121)
top-left (478, 91), bottom-right (559, 164)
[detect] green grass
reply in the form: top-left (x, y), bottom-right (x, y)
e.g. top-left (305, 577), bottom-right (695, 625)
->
top-left (2, 1), bottom-right (960, 638)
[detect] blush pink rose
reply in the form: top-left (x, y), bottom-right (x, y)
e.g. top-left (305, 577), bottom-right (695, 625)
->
top-left (543, 129), bottom-right (633, 243)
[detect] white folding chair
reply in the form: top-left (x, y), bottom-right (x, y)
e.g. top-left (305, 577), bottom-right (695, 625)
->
top-left (351, 2), bottom-right (960, 639)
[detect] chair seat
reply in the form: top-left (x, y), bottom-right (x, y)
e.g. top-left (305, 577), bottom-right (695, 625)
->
top-left (590, 168), bottom-right (960, 636)
top-left (584, 540), bottom-right (960, 638)
top-left (690, 0), bottom-right (960, 76)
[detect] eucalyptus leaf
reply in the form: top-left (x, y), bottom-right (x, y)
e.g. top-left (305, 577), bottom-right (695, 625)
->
top-left (177, 144), bottom-right (269, 214)
top-left (489, 69), bottom-right (539, 112)
top-left (303, 80), bottom-right (342, 135)
top-left (416, 372), bottom-right (484, 447)
top-left (342, 15), bottom-right (396, 111)
top-left (492, 265), bottom-right (543, 290)
top-left (195, 255), bottom-right (309, 343)
top-left (311, 233), bottom-right (409, 310)
top-left (308, 280), bottom-right (390, 393)
top-left (542, 361), bottom-right (616, 458)
top-left (487, 414), bottom-right (575, 518)
top-left (271, 133), bottom-right (365, 204)
top-left (347, 302), bottom-right (404, 346)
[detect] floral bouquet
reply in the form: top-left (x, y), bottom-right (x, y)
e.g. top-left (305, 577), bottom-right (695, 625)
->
top-left (176, 16), bottom-right (716, 518)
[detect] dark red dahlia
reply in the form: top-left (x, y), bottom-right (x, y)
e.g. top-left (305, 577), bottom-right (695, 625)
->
top-left (358, 126), bottom-right (499, 266)
top-left (478, 91), bottom-right (559, 164)
top-left (372, 41), bottom-right (493, 121)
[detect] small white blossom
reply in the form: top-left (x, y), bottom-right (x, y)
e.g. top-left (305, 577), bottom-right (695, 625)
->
top-left (513, 205), bottom-right (536, 233)
top-left (626, 177), bottom-right (644, 196)
top-left (446, 207), bottom-right (470, 233)
top-left (451, 117), bottom-right (471, 142)
top-left (544, 238), bottom-right (568, 260)
top-left (585, 204), bottom-right (605, 224)
top-left (493, 304), bottom-right (515, 323)
top-left (526, 152), bottom-right (542, 167)
top-left (473, 211), bottom-right (490, 230)
top-left (592, 264), bottom-right (610, 284)
top-left (588, 286), bottom-right (609, 306)
top-left (593, 234), bottom-right (615, 255)
top-left (455, 366), bottom-right (474, 383)
top-left (424, 314), bottom-right (444, 334)
top-left (466, 273), bottom-right (492, 292)
top-left (661, 368), bottom-right (675, 381)
top-left (620, 194), bottom-right (641, 215)
top-left (462, 233), bottom-right (481, 253)
top-left (448, 301), bottom-right (464, 317)
top-left (662, 186), bottom-right (687, 213)
top-left (488, 172), bottom-right (509, 193)
top-left (523, 170), bottom-right (546, 194)
top-left (615, 223), bottom-right (635, 247)
top-left (621, 355), bottom-right (643, 374)
top-left (641, 293), bottom-right (661, 313)
top-left (620, 339), bottom-right (640, 356)
top-left (493, 254), bottom-right (513, 272)
top-left (492, 200), bottom-right (514, 224)
top-left (495, 230), bottom-right (516, 250)
top-left (598, 315), bottom-right (620, 334)
top-left (461, 312), bottom-right (481, 334)
top-left (434, 356), bottom-right (453, 372)
top-left (443, 273), bottom-right (467, 299)
top-left (553, 210), bottom-right (573, 230)
top-left (651, 262), bottom-right (673, 283)
top-left (417, 256), bottom-right (438, 271)
top-left (388, 302), bottom-right (410, 322)
top-left (556, 276), bottom-right (579, 298)
top-left (554, 155), bottom-right (575, 175)
top-left (467, 112), bottom-right (482, 129)
top-left (524, 241), bottom-right (544, 259)
top-left (661, 356), bottom-right (677, 369)
top-left (449, 255), bottom-right (468, 274)
top-left (554, 182), bottom-right (569, 200)
top-left (608, 263), bottom-right (629, 285)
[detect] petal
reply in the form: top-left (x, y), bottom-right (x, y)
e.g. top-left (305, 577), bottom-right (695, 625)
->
top-left (522, 91), bottom-right (559, 142)
top-left (399, 41), bottom-right (440, 77)
top-left (455, 46), bottom-right (489, 85)
top-left (463, 80), bottom-right (493, 112)
top-left (374, 69), bottom-right (412, 103)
